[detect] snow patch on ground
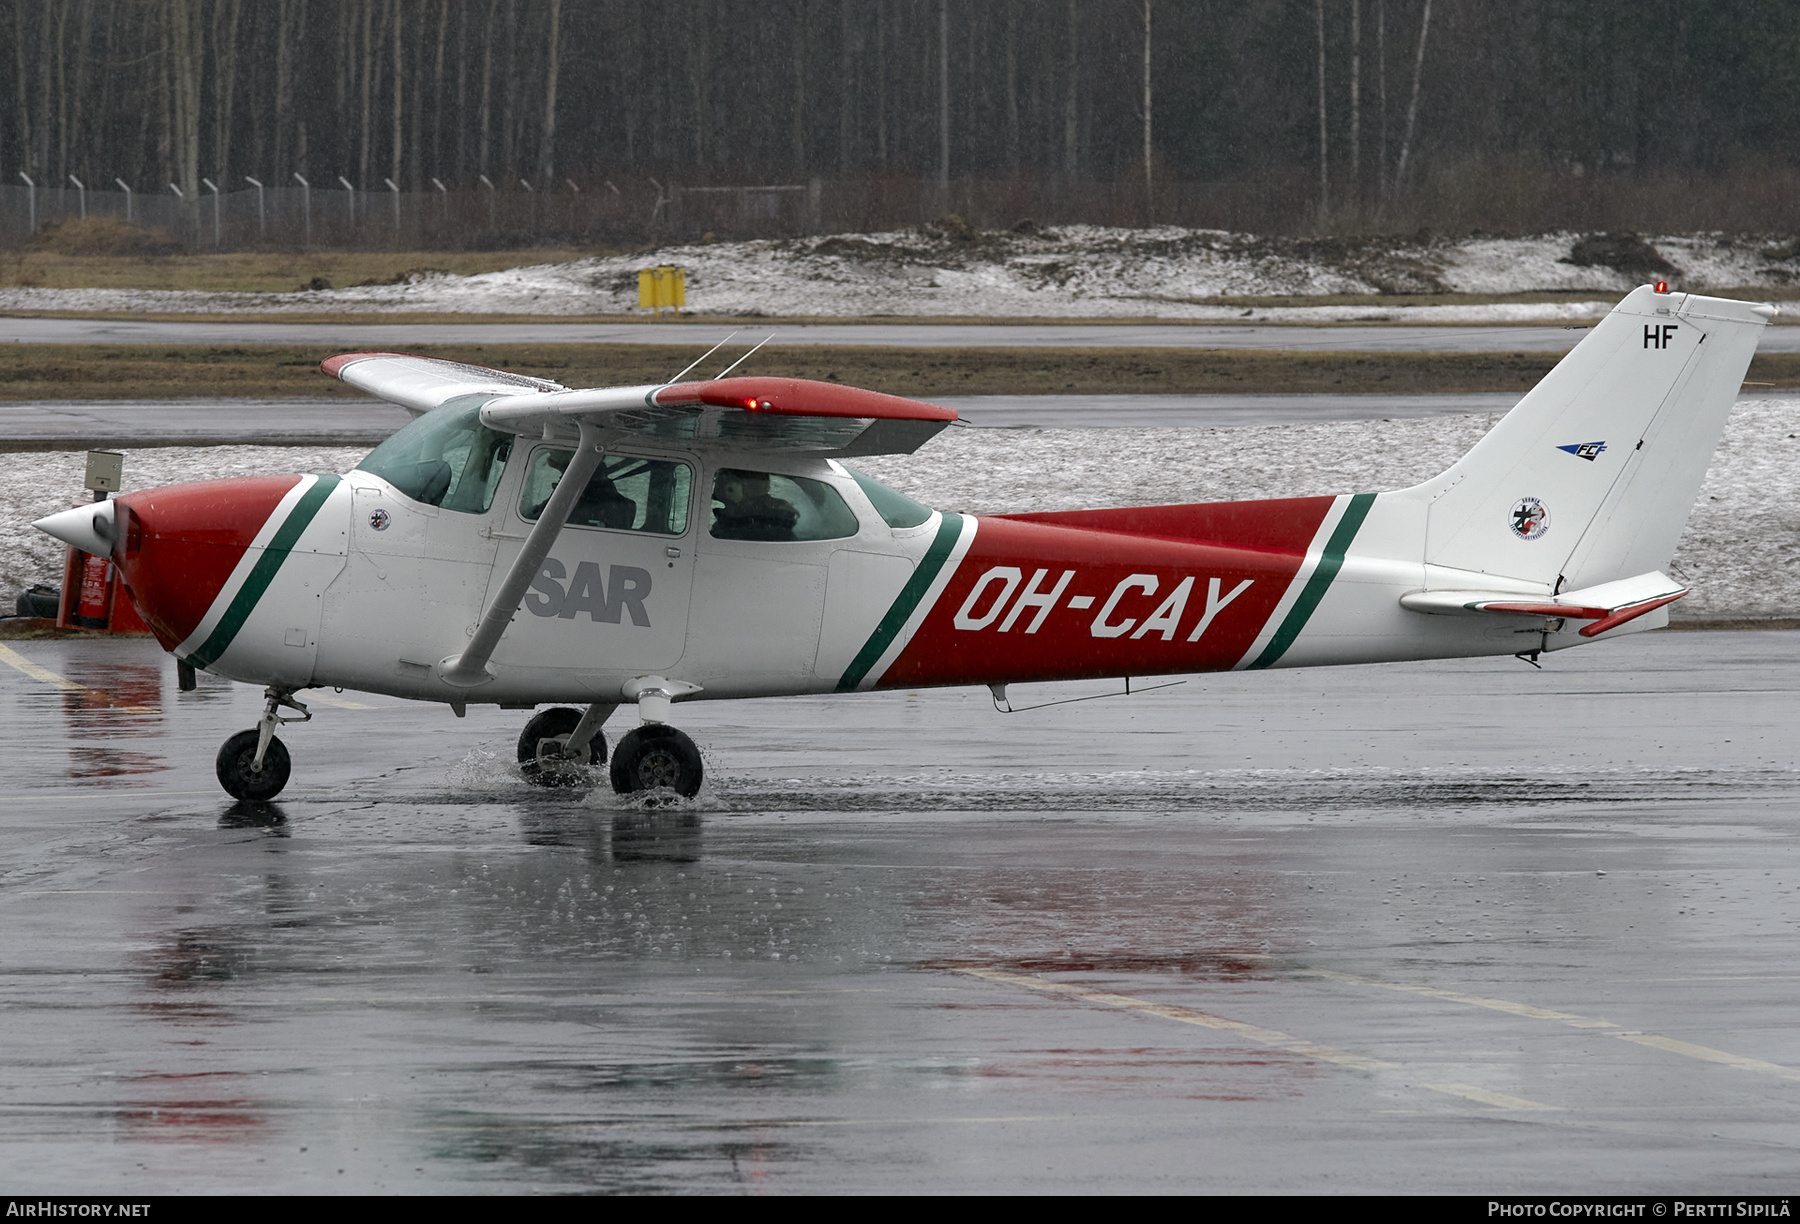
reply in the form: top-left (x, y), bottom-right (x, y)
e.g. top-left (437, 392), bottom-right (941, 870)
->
top-left (6, 399), bottom-right (1796, 620)
top-left (2, 227), bottom-right (1792, 321)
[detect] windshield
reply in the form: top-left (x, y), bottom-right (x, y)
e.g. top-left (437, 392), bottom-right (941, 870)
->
top-left (846, 467), bottom-right (934, 529)
top-left (356, 401), bottom-right (514, 513)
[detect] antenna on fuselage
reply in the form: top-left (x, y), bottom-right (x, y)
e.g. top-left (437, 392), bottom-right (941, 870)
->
top-left (712, 332), bottom-right (775, 380)
top-left (666, 331), bottom-right (739, 384)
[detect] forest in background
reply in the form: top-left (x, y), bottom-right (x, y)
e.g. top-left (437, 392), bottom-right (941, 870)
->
top-left (7, 0), bottom-right (1800, 247)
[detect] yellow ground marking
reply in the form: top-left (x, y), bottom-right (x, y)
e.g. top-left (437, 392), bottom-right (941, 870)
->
top-left (1610, 1032), bottom-right (1800, 1082)
top-left (1300, 967), bottom-right (1800, 1084)
top-left (0, 642), bottom-right (157, 713)
top-left (954, 966), bottom-right (1392, 1072)
top-left (1421, 1083), bottom-right (1562, 1111)
top-left (305, 690), bottom-right (387, 710)
top-left (1298, 967), bottom-right (1619, 1028)
top-left (0, 790), bottom-right (225, 803)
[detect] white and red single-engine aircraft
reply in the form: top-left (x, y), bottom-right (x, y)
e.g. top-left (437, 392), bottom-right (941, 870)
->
top-left (34, 285), bottom-right (1774, 801)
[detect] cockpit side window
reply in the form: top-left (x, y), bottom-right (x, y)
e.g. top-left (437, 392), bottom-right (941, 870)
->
top-left (356, 401), bottom-right (514, 513)
top-left (519, 449), bottom-right (693, 536)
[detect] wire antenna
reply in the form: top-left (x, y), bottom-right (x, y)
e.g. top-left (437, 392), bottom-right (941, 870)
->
top-left (666, 332), bottom-right (739, 384)
top-left (713, 332), bottom-right (775, 380)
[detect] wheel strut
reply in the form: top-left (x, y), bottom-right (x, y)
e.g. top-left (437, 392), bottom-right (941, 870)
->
top-left (253, 687), bottom-right (311, 772)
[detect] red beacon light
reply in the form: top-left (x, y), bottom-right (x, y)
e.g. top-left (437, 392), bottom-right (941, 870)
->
top-left (1655, 281), bottom-right (1669, 293)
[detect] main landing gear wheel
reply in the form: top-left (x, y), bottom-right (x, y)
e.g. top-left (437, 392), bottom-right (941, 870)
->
top-left (609, 725), bottom-right (703, 798)
top-left (518, 707), bottom-right (606, 787)
top-left (216, 729), bottom-right (292, 801)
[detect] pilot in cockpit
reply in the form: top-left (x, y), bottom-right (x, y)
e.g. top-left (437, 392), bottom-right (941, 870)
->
top-left (527, 450), bottom-right (635, 529)
top-left (711, 469), bottom-right (799, 541)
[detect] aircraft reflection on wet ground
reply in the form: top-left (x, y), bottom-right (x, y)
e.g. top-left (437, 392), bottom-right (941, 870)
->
top-left (2, 632), bottom-right (1799, 1192)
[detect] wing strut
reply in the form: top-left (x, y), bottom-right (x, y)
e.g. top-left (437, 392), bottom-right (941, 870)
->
top-left (437, 420), bottom-right (605, 688)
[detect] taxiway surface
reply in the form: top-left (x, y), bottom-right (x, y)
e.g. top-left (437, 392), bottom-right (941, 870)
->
top-left (1, 631), bottom-right (1797, 1193)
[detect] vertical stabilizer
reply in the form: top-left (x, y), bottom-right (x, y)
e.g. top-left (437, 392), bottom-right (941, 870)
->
top-left (1408, 285), bottom-right (1773, 590)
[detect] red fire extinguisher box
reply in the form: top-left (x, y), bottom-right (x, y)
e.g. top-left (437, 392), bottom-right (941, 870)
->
top-left (55, 544), bottom-right (150, 635)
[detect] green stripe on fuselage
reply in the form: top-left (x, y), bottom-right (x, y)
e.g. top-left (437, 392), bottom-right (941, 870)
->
top-left (836, 511), bottom-right (964, 692)
top-left (186, 474), bottom-right (341, 670)
top-left (1245, 492), bottom-right (1376, 670)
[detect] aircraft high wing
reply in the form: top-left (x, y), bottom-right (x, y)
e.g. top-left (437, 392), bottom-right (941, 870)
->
top-left (33, 285), bottom-right (1776, 803)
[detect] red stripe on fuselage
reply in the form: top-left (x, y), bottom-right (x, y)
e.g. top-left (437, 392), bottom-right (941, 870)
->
top-left (1000, 498), bottom-right (1337, 551)
top-left (877, 497), bottom-right (1336, 688)
top-left (112, 476), bottom-right (303, 650)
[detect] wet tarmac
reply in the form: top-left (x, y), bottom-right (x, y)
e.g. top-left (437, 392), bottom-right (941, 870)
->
top-left (2, 631), bottom-right (1798, 1193)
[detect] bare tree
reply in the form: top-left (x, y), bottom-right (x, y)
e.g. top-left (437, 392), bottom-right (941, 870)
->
top-left (390, 0), bottom-right (403, 189)
top-left (357, 0), bottom-right (375, 186)
top-left (793, 0), bottom-right (810, 175)
top-left (937, 0), bottom-right (948, 199)
top-left (1062, 0), bottom-right (1076, 179)
top-left (1141, 0), bottom-right (1152, 220)
top-left (1349, 0), bottom-right (1360, 208)
top-left (538, 0), bottom-right (561, 187)
top-left (1004, 0), bottom-right (1019, 173)
top-left (166, 0), bottom-right (202, 201)
top-left (476, 0), bottom-right (495, 177)
top-left (1315, 0), bottom-right (1328, 219)
top-left (836, 0), bottom-right (853, 173)
top-left (1392, 0), bottom-right (1432, 202)
top-left (1377, 0), bottom-right (1388, 204)
top-left (874, 0), bottom-right (886, 168)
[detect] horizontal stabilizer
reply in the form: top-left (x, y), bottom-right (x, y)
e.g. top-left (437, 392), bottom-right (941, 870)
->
top-left (1400, 570), bottom-right (1687, 637)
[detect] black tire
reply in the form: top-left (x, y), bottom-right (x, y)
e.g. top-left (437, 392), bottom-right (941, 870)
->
top-left (517, 706), bottom-right (605, 787)
top-left (15, 585), bottom-right (59, 619)
top-left (609, 725), bottom-right (703, 797)
top-left (216, 729), bottom-right (292, 801)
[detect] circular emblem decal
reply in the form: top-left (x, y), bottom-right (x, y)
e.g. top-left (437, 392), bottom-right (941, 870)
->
top-left (1509, 497), bottom-right (1549, 540)
top-left (369, 508), bottom-right (391, 531)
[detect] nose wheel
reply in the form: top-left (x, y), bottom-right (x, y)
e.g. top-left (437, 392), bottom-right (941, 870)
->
top-left (216, 729), bottom-right (292, 801)
top-left (215, 687), bottom-right (310, 801)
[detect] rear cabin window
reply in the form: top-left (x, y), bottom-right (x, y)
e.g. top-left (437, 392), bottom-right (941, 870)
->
top-left (356, 401), bottom-right (514, 514)
top-left (519, 449), bottom-right (693, 536)
top-left (710, 469), bottom-right (860, 542)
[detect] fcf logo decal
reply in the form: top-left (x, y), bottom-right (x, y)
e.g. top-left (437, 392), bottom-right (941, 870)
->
top-left (1510, 497), bottom-right (1550, 540)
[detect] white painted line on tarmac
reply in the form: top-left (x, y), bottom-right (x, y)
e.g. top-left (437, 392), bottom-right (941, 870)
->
top-left (0, 642), bottom-right (158, 713)
top-left (955, 966), bottom-right (1393, 1072)
top-left (1300, 966), bottom-right (1800, 1084)
top-left (1421, 1083), bottom-right (1563, 1112)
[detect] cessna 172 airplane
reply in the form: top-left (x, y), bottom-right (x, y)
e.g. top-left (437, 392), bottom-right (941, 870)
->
top-left (33, 284), bottom-right (1774, 802)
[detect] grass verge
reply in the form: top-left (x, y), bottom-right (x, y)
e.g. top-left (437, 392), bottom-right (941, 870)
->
top-left (3, 344), bottom-right (1800, 402)
top-left (0, 247), bottom-right (597, 293)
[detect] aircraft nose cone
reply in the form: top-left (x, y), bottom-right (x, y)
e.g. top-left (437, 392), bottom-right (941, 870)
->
top-left (107, 475), bottom-right (309, 651)
top-left (33, 499), bottom-right (116, 557)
